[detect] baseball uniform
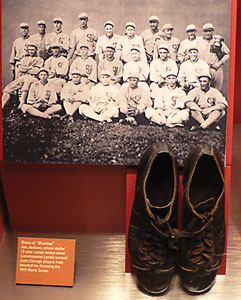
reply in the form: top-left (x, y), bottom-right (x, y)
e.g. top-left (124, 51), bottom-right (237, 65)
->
top-left (116, 35), bottom-right (147, 63)
top-left (178, 59), bottom-right (210, 88)
top-left (153, 36), bottom-right (180, 61)
top-left (95, 34), bottom-right (121, 61)
top-left (69, 27), bottom-right (99, 57)
top-left (10, 36), bottom-right (30, 66)
top-left (44, 55), bottom-right (69, 93)
top-left (61, 80), bottom-right (90, 116)
top-left (70, 56), bottom-right (97, 86)
top-left (140, 28), bottom-right (162, 61)
top-left (177, 36), bottom-right (202, 63)
top-left (45, 31), bottom-right (70, 54)
top-left (29, 33), bottom-right (49, 60)
top-left (98, 56), bottom-right (123, 84)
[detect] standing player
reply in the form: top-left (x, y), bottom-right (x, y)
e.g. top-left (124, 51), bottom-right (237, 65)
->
top-left (140, 16), bottom-right (161, 64)
top-left (21, 68), bottom-right (61, 119)
top-left (185, 73), bottom-right (227, 129)
top-left (70, 44), bottom-right (97, 88)
top-left (83, 70), bottom-right (119, 122)
top-left (123, 46), bottom-right (150, 92)
top-left (98, 45), bottom-right (123, 86)
top-left (177, 24), bottom-right (201, 63)
top-left (145, 71), bottom-right (189, 127)
top-left (197, 23), bottom-right (229, 89)
top-left (2, 43), bottom-right (44, 109)
top-left (61, 70), bottom-right (90, 122)
top-left (44, 43), bottom-right (69, 94)
top-left (117, 72), bottom-right (152, 125)
top-left (116, 22), bottom-right (147, 64)
top-left (45, 17), bottom-right (70, 57)
top-left (29, 20), bottom-right (49, 61)
top-left (10, 22), bottom-right (30, 79)
top-left (95, 21), bottom-right (121, 62)
top-left (178, 46), bottom-right (209, 93)
top-left (150, 44), bottom-right (178, 97)
top-left (68, 13), bottom-right (99, 60)
top-left (153, 23), bottom-right (180, 62)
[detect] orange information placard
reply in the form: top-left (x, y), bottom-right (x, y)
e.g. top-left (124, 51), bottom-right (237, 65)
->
top-left (16, 237), bottom-right (76, 286)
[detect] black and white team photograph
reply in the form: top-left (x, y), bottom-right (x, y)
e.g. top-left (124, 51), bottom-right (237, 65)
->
top-left (1, 0), bottom-right (231, 166)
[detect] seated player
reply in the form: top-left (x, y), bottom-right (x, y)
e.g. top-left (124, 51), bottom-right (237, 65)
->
top-left (69, 44), bottom-right (97, 88)
top-left (82, 70), bottom-right (119, 122)
top-left (145, 71), bottom-right (189, 127)
top-left (44, 43), bottom-right (69, 94)
top-left (178, 46), bottom-right (209, 93)
top-left (117, 72), bottom-right (152, 125)
top-left (98, 45), bottom-right (123, 86)
top-left (149, 44), bottom-right (178, 98)
top-left (2, 42), bottom-right (44, 109)
top-left (185, 73), bottom-right (227, 129)
top-left (21, 68), bottom-right (61, 119)
top-left (123, 46), bottom-right (150, 92)
top-left (60, 69), bottom-right (90, 122)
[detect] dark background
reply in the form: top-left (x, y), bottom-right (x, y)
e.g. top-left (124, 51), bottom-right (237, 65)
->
top-left (2, 0), bottom-right (231, 96)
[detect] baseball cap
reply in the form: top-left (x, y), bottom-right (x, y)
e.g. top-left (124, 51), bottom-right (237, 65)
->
top-left (51, 43), bottom-right (60, 48)
top-left (104, 20), bottom-right (114, 27)
top-left (166, 70), bottom-right (178, 77)
top-left (203, 23), bottom-right (214, 31)
top-left (186, 24), bottom-right (197, 32)
top-left (100, 70), bottom-right (111, 77)
top-left (198, 72), bottom-right (211, 79)
top-left (105, 44), bottom-right (115, 50)
top-left (71, 69), bottom-right (83, 76)
top-left (79, 12), bottom-right (88, 19)
top-left (20, 22), bottom-right (29, 28)
top-left (38, 67), bottom-right (49, 75)
top-left (158, 43), bottom-right (169, 51)
top-left (53, 17), bottom-right (63, 23)
top-left (127, 72), bottom-right (139, 79)
top-left (37, 20), bottom-right (46, 26)
top-left (162, 23), bottom-right (174, 31)
top-left (27, 42), bottom-right (37, 48)
top-left (130, 45), bottom-right (140, 52)
top-left (79, 44), bottom-right (89, 49)
top-left (125, 22), bottom-right (136, 29)
top-left (149, 15), bottom-right (159, 22)
top-left (188, 45), bottom-right (199, 52)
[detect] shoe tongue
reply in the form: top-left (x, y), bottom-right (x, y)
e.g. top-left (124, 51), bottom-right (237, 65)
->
top-left (195, 197), bottom-right (216, 214)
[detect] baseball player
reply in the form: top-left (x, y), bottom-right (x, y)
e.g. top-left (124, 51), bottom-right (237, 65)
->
top-left (83, 70), bottom-right (119, 122)
top-left (44, 43), bottom-right (69, 94)
top-left (10, 22), bottom-right (30, 79)
top-left (145, 71), bottom-right (189, 127)
top-left (2, 43), bottom-right (44, 109)
top-left (95, 21), bottom-right (121, 62)
top-left (185, 72), bottom-right (227, 129)
top-left (98, 45), bottom-right (123, 86)
top-left (149, 44), bottom-right (178, 97)
top-left (117, 72), bottom-right (152, 125)
top-left (29, 20), bottom-right (49, 61)
top-left (178, 46), bottom-right (209, 93)
top-left (68, 13), bottom-right (99, 60)
top-left (45, 17), bottom-right (70, 57)
top-left (197, 23), bottom-right (229, 90)
top-left (153, 23), bottom-right (180, 62)
top-left (177, 24), bottom-right (202, 63)
top-left (123, 46), bottom-right (150, 92)
top-left (69, 44), bottom-right (97, 88)
top-left (116, 22), bottom-right (147, 64)
top-left (60, 70), bottom-right (90, 122)
top-left (21, 68), bottom-right (61, 119)
top-left (140, 16), bottom-right (162, 64)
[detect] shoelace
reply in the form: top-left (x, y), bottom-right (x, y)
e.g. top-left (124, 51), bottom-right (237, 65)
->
top-left (139, 213), bottom-right (214, 266)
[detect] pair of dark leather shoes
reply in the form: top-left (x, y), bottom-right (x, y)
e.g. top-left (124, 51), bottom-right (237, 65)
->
top-left (128, 142), bottom-right (225, 295)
